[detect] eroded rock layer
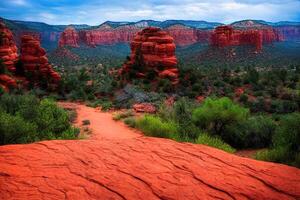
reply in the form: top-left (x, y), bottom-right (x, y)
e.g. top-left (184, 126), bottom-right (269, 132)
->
top-left (211, 25), bottom-right (282, 51)
top-left (79, 24), bottom-right (140, 47)
top-left (59, 24), bottom-right (212, 48)
top-left (21, 35), bottom-right (61, 82)
top-left (120, 27), bottom-right (179, 83)
top-left (0, 103), bottom-right (300, 200)
top-left (0, 22), bottom-right (18, 72)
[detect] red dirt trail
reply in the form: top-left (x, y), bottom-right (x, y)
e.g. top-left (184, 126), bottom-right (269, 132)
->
top-left (0, 103), bottom-right (300, 200)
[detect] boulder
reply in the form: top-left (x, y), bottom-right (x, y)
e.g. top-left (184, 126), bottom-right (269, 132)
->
top-left (133, 103), bottom-right (156, 113)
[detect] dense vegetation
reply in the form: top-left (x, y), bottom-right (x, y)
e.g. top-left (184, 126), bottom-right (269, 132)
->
top-left (122, 97), bottom-right (299, 167)
top-left (0, 93), bottom-right (79, 145)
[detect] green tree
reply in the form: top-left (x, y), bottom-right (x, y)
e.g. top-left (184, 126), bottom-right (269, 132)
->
top-left (192, 97), bottom-right (249, 136)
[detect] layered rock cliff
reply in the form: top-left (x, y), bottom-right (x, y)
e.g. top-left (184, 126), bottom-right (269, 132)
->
top-left (120, 27), bottom-right (179, 84)
top-left (59, 24), bottom-right (212, 48)
top-left (211, 25), bottom-right (282, 51)
top-left (79, 24), bottom-right (140, 47)
top-left (275, 26), bottom-right (300, 40)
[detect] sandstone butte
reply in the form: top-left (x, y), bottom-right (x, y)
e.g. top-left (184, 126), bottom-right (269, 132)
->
top-left (120, 27), bottom-right (179, 84)
top-left (59, 26), bottom-right (80, 48)
top-left (0, 102), bottom-right (300, 199)
top-left (211, 25), bottom-right (282, 51)
top-left (20, 35), bottom-right (61, 83)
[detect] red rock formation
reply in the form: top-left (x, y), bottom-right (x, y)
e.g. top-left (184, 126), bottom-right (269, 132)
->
top-left (133, 103), bottom-right (156, 113)
top-left (59, 26), bottom-right (79, 47)
top-left (275, 26), bottom-right (300, 40)
top-left (60, 24), bottom-right (212, 48)
top-left (165, 25), bottom-right (212, 46)
top-left (79, 24), bottom-right (140, 47)
top-left (211, 25), bottom-right (282, 51)
top-left (0, 21), bottom-right (18, 72)
top-left (0, 74), bottom-right (17, 91)
top-left (120, 27), bottom-right (179, 84)
top-left (1, 103), bottom-right (300, 199)
top-left (21, 35), bottom-right (61, 83)
top-left (165, 25), bottom-right (199, 46)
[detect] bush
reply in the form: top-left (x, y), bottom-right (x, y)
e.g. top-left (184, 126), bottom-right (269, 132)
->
top-left (35, 99), bottom-right (71, 138)
top-left (124, 117), bottom-right (137, 128)
top-left (113, 110), bottom-right (134, 121)
top-left (226, 115), bottom-right (277, 148)
top-left (192, 97), bottom-right (249, 137)
top-left (0, 110), bottom-right (37, 145)
top-left (256, 113), bottom-right (300, 167)
top-left (158, 98), bottom-right (200, 140)
top-left (196, 133), bottom-right (236, 153)
top-left (136, 115), bottom-right (179, 139)
top-left (0, 94), bottom-right (78, 145)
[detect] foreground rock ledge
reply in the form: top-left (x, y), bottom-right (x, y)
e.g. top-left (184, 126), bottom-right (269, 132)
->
top-left (0, 104), bottom-right (300, 200)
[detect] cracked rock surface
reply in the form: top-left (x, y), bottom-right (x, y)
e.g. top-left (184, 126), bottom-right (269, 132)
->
top-left (1, 103), bottom-right (300, 200)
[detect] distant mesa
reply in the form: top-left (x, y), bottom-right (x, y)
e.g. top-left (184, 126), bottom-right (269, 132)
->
top-left (119, 27), bottom-right (179, 84)
top-left (210, 25), bottom-right (282, 51)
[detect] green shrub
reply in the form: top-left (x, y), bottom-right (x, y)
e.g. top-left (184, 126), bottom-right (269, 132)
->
top-left (36, 99), bottom-right (70, 137)
top-left (196, 133), bottom-right (236, 153)
top-left (124, 117), bottom-right (137, 128)
top-left (0, 93), bottom-right (39, 116)
top-left (136, 115), bottom-right (179, 139)
top-left (60, 127), bottom-right (80, 139)
top-left (0, 94), bottom-right (78, 145)
top-left (101, 101), bottom-right (113, 111)
top-left (158, 98), bottom-right (200, 140)
top-left (113, 110), bottom-right (134, 121)
top-left (226, 115), bottom-right (277, 148)
top-left (0, 110), bottom-right (37, 145)
top-left (256, 113), bottom-right (300, 167)
top-left (192, 97), bottom-right (249, 136)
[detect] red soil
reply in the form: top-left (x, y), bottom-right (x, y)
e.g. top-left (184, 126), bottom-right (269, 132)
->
top-left (0, 103), bottom-right (300, 199)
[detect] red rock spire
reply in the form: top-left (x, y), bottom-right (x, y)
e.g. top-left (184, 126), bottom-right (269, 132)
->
top-left (120, 27), bottom-right (179, 84)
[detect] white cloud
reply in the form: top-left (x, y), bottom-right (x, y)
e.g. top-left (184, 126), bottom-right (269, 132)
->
top-left (9, 0), bottom-right (28, 6)
top-left (1, 0), bottom-right (300, 25)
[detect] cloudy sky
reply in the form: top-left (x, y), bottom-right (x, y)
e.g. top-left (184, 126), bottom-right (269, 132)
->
top-left (0, 0), bottom-right (300, 25)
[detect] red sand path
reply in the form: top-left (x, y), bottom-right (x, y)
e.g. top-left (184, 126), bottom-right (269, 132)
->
top-left (1, 103), bottom-right (300, 200)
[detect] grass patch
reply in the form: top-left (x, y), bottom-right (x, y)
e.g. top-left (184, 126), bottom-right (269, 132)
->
top-left (113, 110), bottom-right (134, 121)
top-left (135, 115), bottom-right (179, 139)
top-left (124, 117), bottom-right (137, 128)
top-left (196, 133), bottom-right (236, 153)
